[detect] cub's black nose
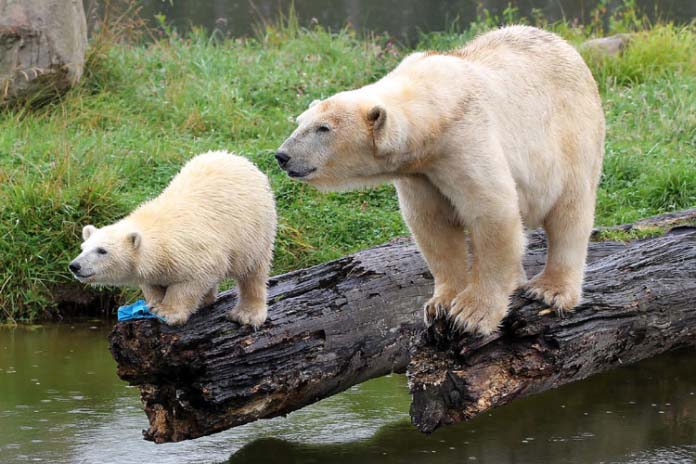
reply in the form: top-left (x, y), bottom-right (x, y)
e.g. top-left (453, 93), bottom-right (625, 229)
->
top-left (69, 262), bottom-right (81, 273)
top-left (275, 151), bottom-right (290, 168)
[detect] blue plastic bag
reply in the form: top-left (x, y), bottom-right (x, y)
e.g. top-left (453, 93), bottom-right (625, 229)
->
top-left (117, 299), bottom-right (165, 322)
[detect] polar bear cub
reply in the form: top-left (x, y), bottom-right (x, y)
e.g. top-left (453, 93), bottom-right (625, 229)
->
top-left (276, 26), bottom-right (605, 335)
top-left (69, 150), bottom-right (277, 327)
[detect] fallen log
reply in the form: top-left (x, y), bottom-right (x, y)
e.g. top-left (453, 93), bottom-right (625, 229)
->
top-left (409, 225), bottom-right (696, 433)
top-left (108, 209), bottom-right (696, 443)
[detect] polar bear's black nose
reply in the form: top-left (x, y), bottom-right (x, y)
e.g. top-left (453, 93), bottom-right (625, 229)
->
top-left (275, 151), bottom-right (290, 168)
top-left (69, 262), bottom-right (81, 274)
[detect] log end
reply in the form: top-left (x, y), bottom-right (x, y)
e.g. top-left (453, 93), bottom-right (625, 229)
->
top-left (109, 319), bottom-right (216, 443)
top-left (408, 307), bottom-right (554, 433)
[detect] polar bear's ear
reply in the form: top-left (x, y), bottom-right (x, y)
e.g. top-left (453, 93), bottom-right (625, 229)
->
top-left (82, 225), bottom-right (97, 241)
top-left (128, 231), bottom-right (142, 250)
top-left (367, 105), bottom-right (386, 132)
top-left (309, 99), bottom-right (321, 108)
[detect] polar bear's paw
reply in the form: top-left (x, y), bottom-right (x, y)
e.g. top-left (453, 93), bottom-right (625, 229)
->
top-left (423, 288), bottom-right (459, 325)
top-left (152, 304), bottom-right (193, 326)
top-left (228, 303), bottom-right (268, 329)
top-left (525, 273), bottom-right (580, 317)
top-left (449, 287), bottom-right (509, 336)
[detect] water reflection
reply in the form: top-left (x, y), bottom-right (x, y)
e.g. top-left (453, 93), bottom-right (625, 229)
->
top-left (227, 349), bottom-right (696, 463)
top-left (87, 0), bottom-right (696, 43)
top-left (1, 323), bottom-right (695, 464)
top-left (0, 323), bottom-right (132, 463)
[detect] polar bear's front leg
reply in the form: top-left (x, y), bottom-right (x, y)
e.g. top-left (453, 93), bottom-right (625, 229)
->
top-left (141, 284), bottom-right (166, 308)
top-left (152, 281), bottom-right (210, 326)
top-left (227, 266), bottom-right (268, 329)
top-left (449, 213), bottom-right (525, 335)
top-left (429, 157), bottom-right (525, 335)
top-left (394, 176), bottom-right (470, 325)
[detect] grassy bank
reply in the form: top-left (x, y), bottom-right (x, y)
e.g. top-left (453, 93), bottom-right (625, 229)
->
top-left (0, 6), bottom-right (694, 322)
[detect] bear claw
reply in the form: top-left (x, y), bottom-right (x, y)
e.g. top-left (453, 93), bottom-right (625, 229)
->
top-left (423, 290), bottom-right (459, 325)
top-left (524, 275), bottom-right (580, 317)
top-left (151, 304), bottom-right (192, 326)
top-left (160, 313), bottom-right (190, 326)
top-left (448, 288), bottom-right (508, 336)
top-left (227, 304), bottom-right (267, 329)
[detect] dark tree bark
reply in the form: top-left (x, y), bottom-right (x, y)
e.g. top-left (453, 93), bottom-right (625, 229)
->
top-left (109, 236), bottom-right (431, 443)
top-left (108, 209), bottom-right (696, 443)
top-left (409, 225), bottom-right (696, 433)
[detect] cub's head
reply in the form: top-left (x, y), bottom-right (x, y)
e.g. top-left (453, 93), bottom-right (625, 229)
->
top-left (69, 223), bottom-right (142, 286)
top-left (276, 92), bottom-right (405, 191)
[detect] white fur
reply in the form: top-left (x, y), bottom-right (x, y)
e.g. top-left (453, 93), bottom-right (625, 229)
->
top-left (70, 150), bottom-right (277, 327)
top-left (278, 26), bottom-right (605, 335)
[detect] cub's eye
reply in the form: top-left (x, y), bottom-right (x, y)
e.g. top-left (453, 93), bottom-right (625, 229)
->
top-left (96, 247), bottom-right (108, 255)
top-left (316, 125), bottom-right (331, 133)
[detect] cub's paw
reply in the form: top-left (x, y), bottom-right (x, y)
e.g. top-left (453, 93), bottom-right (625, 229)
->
top-left (449, 287), bottom-right (509, 336)
top-left (423, 289), bottom-right (459, 325)
top-left (525, 273), bottom-right (581, 316)
top-left (151, 304), bottom-right (192, 326)
top-left (227, 303), bottom-right (268, 329)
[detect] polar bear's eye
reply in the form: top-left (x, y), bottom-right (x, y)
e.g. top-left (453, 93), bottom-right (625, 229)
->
top-left (96, 247), bottom-right (108, 255)
top-left (316, 124), bottom-right (331, 133)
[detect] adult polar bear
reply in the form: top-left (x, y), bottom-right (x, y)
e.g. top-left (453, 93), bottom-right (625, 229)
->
top-left (276, 26), bottom-right (605, 335)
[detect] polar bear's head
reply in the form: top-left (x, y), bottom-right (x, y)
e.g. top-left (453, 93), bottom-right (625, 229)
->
top-left (69, 223), bottom-right (142, 286)
top-left (276, 91), bottom-right (408, 191)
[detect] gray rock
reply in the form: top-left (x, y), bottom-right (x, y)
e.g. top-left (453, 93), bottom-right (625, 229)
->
top-left (0, 0), bottom-right (87, 106)
top-left (581, 33), bottom-right (633, 57)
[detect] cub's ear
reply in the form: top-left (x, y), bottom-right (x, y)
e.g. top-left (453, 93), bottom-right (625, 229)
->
top-left (309, 99), bottom-right (322, 108)
top-left (128, 231), bottom-right (142, 249)
top-left (82, 225), bottom-right (97, 241)
top-left (367, 105), bottom-right (386, 132)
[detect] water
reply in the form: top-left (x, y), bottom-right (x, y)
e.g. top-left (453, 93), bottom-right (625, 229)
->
top-left (106, 0), bottom-right (696, 43)
top-left (1, 322), bottom-right (695, 464)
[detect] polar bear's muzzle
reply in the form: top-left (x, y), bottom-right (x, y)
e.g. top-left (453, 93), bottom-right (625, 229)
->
top-left (287, 167), bottom-right (317, 179)
top-left (275, 150), bottom-right (317, 179)
top-left (69, 260), bottom-right (95, 281)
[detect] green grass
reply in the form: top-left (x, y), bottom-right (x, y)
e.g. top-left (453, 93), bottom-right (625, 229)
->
top-left (0, 7), bottom-right (694, 321)
top-left (592, 225), bottom-right (672, 242)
